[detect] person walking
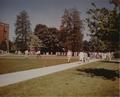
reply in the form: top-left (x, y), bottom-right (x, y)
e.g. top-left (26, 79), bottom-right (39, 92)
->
top-left (67, 50), bottom-right (72, 63)
top-left (79, 51), bottom-right (84, 62)
top-left (84, 52), bottom-right (89, 62)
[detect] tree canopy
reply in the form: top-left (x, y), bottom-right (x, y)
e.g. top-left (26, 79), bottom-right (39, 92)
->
top-left (15, 10), bottom-right (31, 52)
top-left (60, 8), bottom-right (83, 52)
top-left (86, 2), bottom-right (119, 52)
top-left (34, 24), bottom-right (61, 53)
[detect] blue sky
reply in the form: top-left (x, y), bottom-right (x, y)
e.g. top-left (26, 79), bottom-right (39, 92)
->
top-left (0, 0), bottom-right (113, 41)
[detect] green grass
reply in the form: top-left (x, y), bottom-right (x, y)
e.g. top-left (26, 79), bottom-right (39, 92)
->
top-left (0, 61), bottom-right (119, 97)
top-left (0, 55), bottom-right (78, 74)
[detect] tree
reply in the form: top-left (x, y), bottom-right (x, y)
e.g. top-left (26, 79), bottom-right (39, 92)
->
top-left (86, 2), bottom-right (119, 52)
top-left (34, 24), bottom-right (61, 54)
top-left (48, 28), bottom-right (62, 53)
top-left (83, 40), bottom-right (91, 52)
top-left (60, 8), bottom-right (83, 52)
top-left (34, 24), bottom-right (48, 53)
top-left (27, 33), bottom-right (42, 51)
top-left (0, 40), bottom-right (13, 52)
top-left (15, 10), bottom-right (31, 52)
top-left (110, 0), bottom-right (120, 50)
top-left (0, 41), bottom-right (7, 51)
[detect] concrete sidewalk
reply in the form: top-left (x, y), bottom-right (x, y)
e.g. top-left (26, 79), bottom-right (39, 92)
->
top-left (0, 59), bottom-right (99, 87)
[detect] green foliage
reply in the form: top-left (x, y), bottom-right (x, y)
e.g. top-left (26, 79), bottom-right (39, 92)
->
top-left (60, 8), bottom-right (83, 52)
top-left (27, 33), bottom-right (42, 50)
top-left (86, 2), bottom-right (119, 52)
top-left (34, 24), bottom-right (61, 53)
top-left (83, 40), bottom-right (92, 52)
top-left (15, 10), bottom-right (31, 52)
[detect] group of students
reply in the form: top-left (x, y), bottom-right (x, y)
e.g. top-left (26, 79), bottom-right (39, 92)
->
top-left (24, 50), bottom-right (41, 58)
top-left (24, 49), bottom-right (112, 61)
top-left (67, 50), bottom-right (89, 63)
top-left (67, 50), bottom-right (113, 63)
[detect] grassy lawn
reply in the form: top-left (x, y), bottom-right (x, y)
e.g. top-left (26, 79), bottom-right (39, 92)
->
top-left (0, 61), bottom-right (119, 97)
top-left (0, 55), bottom-right (78, 74)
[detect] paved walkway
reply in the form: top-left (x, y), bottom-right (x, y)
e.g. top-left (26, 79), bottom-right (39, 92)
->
top-left (0, 59), bottom-right (99, 87)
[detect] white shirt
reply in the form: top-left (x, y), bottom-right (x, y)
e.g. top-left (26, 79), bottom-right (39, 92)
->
top-left (36, 51), bottom-right (40, 55)
top-left (67, 50), bottom-right (72, 56)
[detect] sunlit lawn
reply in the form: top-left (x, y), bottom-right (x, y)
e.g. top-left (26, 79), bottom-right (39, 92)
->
top-left (0, 55), bottom-right (78, 74)
top-left (0, 61), bottom-right (119, 97)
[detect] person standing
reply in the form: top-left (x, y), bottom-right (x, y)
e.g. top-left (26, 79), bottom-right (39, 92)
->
top-left (84, 52), bottom-right (89, 62)
top-left (79, 51), bottom-right (84, 62)
top-left (108, 52), bottom-right (112, 61)
top-left (25, 50), bottom-right (29, 58)
top-left (67, 50), bottom-right (72, 63)
top-left (36, 50), bottom-right (41, 58)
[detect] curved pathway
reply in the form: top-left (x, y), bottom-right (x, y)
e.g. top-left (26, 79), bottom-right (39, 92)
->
top-left (0, 59), bottom-right (99, 87)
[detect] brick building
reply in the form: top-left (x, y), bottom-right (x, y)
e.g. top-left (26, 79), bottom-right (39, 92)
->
top-left (0, 22), bottom-right (9, 43)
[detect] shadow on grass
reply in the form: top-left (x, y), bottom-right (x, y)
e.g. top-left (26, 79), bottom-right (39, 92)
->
top-left (100, 60), bottom-right (120, 64)
top-left (77, 68), bottom-right (120, 81)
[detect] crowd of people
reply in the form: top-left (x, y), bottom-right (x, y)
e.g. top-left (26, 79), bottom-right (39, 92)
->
top-left (67, 50), bottom-right (113, 63)
top-left (24, 50), bottom-right (41, 58)
top-left (1, 49), bottom-right (113, 62)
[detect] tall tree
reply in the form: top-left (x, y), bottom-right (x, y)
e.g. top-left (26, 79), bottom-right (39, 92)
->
top-left (15, 10), bottom-right (31, 52)
top-left (34, 24), bottom-right (48, 52)
top-left (110, 0), bottom-right (120, 50)
top-left (86, 2), bottom-right (119, 52)
top-left (60, 8), bottom-right (83, 52)
top-left (48, 27), bottom-right (62, 53)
